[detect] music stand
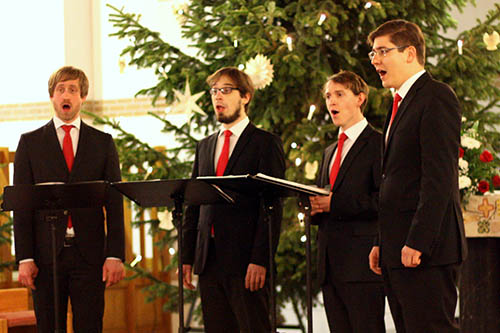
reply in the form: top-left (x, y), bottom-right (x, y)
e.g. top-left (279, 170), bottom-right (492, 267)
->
top-left (111, 179), bottom-right (233, 333)
top-left (1, 181), bottom-right (109, 333)
top-left (198, 173), bottom-right (329, 333)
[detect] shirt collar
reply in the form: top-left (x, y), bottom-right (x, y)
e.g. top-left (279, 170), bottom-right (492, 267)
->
top-left (218, 116), bottom-right (249, 138)
top-left (340, 117), bottom-right (368, 142)
top-left (53, 115), bottom-right (81, 130)
top-left (396, 69), bottom-right (426, 100)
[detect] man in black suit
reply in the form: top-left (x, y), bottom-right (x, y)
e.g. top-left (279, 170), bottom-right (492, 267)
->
top-left (367, 20), bottom-right (467, 332)
top-left (181, 67), bottom-right (285, 332)
top-left (14, 66), bottom-right (125, 332)
top-left (309, 71), bottom-right (385, 332)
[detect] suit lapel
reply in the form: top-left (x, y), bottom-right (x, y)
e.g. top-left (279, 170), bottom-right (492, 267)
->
top-left (70, 121), bottom-right (90, 180)
top-left (43, 120), bottom-right (70, 176)
top-left (332, 126), bottom-right (372, 191)
top-left (223, 122), bottom-right (256, 175)
top-left (206, 133), bottom-right (218, 175)
top-left (321, 144), bottom-right (336, 186)
top-left (383, 72), bottom-right (430, 160)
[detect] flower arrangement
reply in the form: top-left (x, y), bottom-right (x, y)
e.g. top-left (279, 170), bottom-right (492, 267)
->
top-left (459, 119), bottom-right (500, 199)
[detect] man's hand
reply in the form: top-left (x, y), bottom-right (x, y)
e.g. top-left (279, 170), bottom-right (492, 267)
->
top-left (102, 259), bottom-right (125, 287)
top-left (369, 246), bottom-right (382, 275)
top-left (18, 261), bottom-right (38, 290)
top-left (245, 264), bottom-right (266, 292)
top-left (309, 193), bottom-right (332, 216)
top-left (401, 245), bottom-right (422, 268)
top-left (180, 264), bottom-right (195, 290)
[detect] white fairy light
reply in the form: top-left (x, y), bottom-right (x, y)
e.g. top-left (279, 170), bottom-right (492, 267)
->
top-left (307, 104), bottom-right (316, 120)
top-left (295, 157), bottom-right (302, 166)
top-left (286, 36), bottom-right (293, 51)
top-left (457, 39), bottom-right (463, 55)
top-left (169, 248), bottom-right (176, 255)
top-left (291, 142), bottom-right (298, 149)
top-left (300, 235), bottom-right (307, 242)
top-left (234, 39), bottom-right (238, 48)
top-left (318, 13), bottom-right (327, 26)
top-left (364, 2), bottom-right (372, 9)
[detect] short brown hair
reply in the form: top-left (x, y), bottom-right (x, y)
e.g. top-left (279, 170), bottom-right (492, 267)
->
top-left (48, 66), bottom-right (89, 98)
top-left (206, 67), bottom-right (255, 113)
top-left (368, 19), bottom-right (426, 66)
top-left (324, 70), bottom-right (369, 112)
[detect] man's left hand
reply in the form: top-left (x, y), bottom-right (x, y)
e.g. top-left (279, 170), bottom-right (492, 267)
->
top-left (102, 259), bottom-right (125, 287)
top-left (401, 245), bottom-right (422, 268)
top-left (245, 264), bottom-right (266, 292)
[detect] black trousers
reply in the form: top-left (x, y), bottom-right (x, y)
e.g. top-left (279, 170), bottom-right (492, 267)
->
top-left (198, 240), bottom-right (270, 333)
top-left (322, 261), bottom-right (385, 332)
top-left (32, 246), bottom-right (105, 333)
top-left (382, 264), bottom-right (460, 333)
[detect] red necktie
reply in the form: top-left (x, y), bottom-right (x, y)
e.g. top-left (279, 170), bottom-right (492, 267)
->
top-left (212, 130), bottom-right (232, 236)
top-left (330, 132), bottom-right (348, 189)
top-left (216, 130), bottom-right (232, 176)
top-left (389, 93), bottom-right (402, 126)
top-left (61, 125), bottom-right (74, 228)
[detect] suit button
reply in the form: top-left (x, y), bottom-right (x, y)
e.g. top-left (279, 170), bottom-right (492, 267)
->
top-left (382, 174), bottom-right (386, 180)
top-left (63, 210), bottom-right (68, 215)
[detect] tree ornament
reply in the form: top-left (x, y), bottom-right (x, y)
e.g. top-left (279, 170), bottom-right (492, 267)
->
top-left (172, 1), bottom-right (189, 25)
top-left (158, 210), bottom-right (174, 230)
top-left (244, 54), bottom-right (274, 89)
top-left (483, 31), bottom-right (500, 51)
top-left (304, 161), bottom-right (319, 180)
top-left (168, 78), bottom-right (206, 117)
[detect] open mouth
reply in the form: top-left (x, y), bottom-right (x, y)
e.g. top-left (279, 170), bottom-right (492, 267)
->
top-left (377, 69), bottom-right (387, 79)
top-left (62, 103), bottom-right (71, 111)
top-left (216, 105), bottom-right (225, 113)
top-left (331, 110), bottom-right (339, 115)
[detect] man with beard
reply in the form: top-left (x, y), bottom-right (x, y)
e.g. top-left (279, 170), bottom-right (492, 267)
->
top-left (181, 67), bottom-right (285, 332)
top-left (13, 66), bottom-right (125, 332)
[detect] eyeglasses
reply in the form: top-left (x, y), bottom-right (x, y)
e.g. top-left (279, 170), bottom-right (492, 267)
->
top-left (368, 46), bottom-right (409, 60)
top-left (209, 87), bottom-right (240, 95)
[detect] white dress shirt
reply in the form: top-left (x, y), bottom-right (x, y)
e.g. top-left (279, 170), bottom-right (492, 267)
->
top-left (329, 118), bottom-right (368, 172)
top-left (214, 116), bottom-right (250, 171)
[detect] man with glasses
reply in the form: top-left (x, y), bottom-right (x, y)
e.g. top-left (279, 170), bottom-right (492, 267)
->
top-left (367, 20), bottom-right (467, 332)
top-left (181, 67), bottom-right (285, 332)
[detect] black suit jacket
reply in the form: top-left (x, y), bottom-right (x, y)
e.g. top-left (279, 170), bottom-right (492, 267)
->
top-left (378, 72), bottom-right (467, 268)
top-left (312, 124), bottom-right (382, 284)
top-left (182, 122), bottom-right (285, 276)
top-left (13, 120), bottom-right (125, 265)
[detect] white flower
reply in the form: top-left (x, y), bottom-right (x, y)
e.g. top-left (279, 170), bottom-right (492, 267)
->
top-left (304, 161), bottom-right (318, 180)
top-left (459, 175), bottom-right (472, 189)
top-left (458, 158), bottom-right (469, 172)
top-left (244, 54), bottom-right (274, 89)
top-left (461, 136), bottom-right (481, 149)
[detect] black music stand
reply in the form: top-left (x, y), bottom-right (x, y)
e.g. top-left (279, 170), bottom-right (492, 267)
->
top-left (111, 179), bottom-right (233, 333)
top-left (1, 181), bottom-right (109, 333)
top-left (198, 173), bottom-right (329, 333)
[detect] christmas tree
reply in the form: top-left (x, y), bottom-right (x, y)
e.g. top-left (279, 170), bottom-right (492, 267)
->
top-left (88, 1), bottom-right (500, 329)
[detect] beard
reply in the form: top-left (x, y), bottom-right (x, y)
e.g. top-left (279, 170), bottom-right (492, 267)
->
top-left (216, 100), bottom-right (243, 124)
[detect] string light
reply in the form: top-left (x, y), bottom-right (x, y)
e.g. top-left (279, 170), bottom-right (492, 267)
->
top-left (238, 64), bottom-right (245, 70)
top-left (169, 248), bottom-right (176, 255)
top-left (307, 104), bottom-right (316, 120)
top-left (300, 235), bottom-right (307, 242)
top-left (295, 157), bottom-right (302, 166)
top-left (234, 39), bottom-right (238, 47)
top-left (364, 2), bottom-right (372, 9)
top-left (286, 36), bottom-right (293, 51)
top-left (318, 13), bottom-right (327, 26)
top-left (457, 39), bottom-right (463, 55)
top-left (130, 255), bottom-right (142, 267)
top-left (291, 142), bottom-right (298, 149)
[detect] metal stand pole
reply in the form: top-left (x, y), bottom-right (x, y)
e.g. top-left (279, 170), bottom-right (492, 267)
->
top-left (172, 195), bottom-right (185, 333)
top-left (299, 195), bottom-right (313, 333)
top-left (48, 215), bottom-right (65, 333)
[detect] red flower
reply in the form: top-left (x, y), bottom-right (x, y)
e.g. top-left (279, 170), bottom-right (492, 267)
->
top-left (480, 150), bottom-right (493, 163)
top-left (478, 180), bottom-right (490, 193)
top-left (493, 175), bottom-right (500, 188)
top-left (459, 147), bottom-right (464, 158)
